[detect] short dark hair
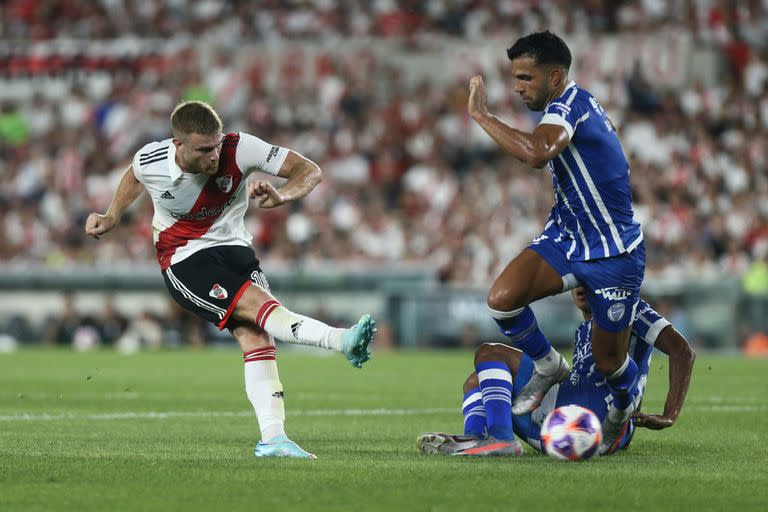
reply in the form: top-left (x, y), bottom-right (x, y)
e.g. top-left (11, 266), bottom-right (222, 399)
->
top-left (506, 31), bottom-right (572, 69)
top-left (170, 101), bottom-right (222, 137)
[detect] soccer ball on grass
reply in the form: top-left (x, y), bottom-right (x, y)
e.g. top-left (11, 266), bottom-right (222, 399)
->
top-left (540, 404), bottom-right (602, 461)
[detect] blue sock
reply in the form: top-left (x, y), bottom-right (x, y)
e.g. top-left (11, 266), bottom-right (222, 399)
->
top-left (462, 387), bottom-right (486, 438)
top-left (476, 361), bottom-right (514, 440)
top-left (490, 306), bottom-right (551, 360)
top-left (605, 356), bottom-right (639, 411)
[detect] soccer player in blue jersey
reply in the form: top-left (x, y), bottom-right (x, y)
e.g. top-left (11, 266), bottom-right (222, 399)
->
top-left (467, 31), bottom-right (647, 453)
top-left (418, 287), bottom-right (695, 456)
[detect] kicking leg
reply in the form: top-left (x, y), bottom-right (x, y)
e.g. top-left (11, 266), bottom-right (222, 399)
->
top-left (488, 249), bottom-right (571, 414)
top-left (232, 324), bottom-right (316, 459)
top-left (231, 284), bottom-right (375, 368)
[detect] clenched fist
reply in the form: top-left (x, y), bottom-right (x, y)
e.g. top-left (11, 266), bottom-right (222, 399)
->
top-left (248, 180), bottom-right (285, 208)
top-left (85, 213), bottom-right (117, 239)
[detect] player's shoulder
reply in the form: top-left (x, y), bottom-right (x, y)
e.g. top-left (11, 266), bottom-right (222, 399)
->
top-left (134, 139), bottom-right (172, 169)
top-left (223, 132), bottom-right (240, 147)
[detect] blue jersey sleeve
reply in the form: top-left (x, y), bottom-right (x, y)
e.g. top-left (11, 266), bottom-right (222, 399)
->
top-left (539, 86), bottom-right (586, 140)
top-left (631, 300), bottom-right (671, 346)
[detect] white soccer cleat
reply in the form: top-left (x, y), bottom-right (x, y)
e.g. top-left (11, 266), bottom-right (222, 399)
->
top-left (417, 432), bottom-right (482, 455)
top-left (598, 404), bottom-right (632, 456)
top-left (418, 433), bottom-right (523, 457)
top-left (512, 354), bottom-right (570, 415)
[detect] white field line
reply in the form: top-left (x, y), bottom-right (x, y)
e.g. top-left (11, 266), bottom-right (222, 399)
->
top-left (0, 407), bottom-right (456, 422)
top-left (0, 404), bottom-right (766, 423)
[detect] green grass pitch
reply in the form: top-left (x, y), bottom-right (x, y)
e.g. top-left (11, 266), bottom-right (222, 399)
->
top-left (0, 349), bottom-right (766, 511)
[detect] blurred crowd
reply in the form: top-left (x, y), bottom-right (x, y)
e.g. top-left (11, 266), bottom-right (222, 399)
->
top-left (0, 0), bottom-right (767, 299)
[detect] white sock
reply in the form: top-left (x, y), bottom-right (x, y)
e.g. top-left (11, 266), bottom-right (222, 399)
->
top-left (256, 300), bottom-right (345, 351)
top-left (243, 346), bottom-right (286, 442)
top-left (534, 347), bottom-right (562, 376)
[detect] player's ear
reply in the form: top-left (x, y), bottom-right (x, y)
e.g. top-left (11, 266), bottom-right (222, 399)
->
top-left (550, 66), bottom-right (564, 88)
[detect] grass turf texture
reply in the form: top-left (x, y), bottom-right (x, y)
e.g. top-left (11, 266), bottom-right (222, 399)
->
top-left (0, 349), bottom-right (766, 511)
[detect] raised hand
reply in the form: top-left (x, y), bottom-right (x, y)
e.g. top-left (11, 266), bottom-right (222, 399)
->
top-left (248, 180), bottom-right (285, 209)
top-left (468, 75), bottom-right (489, 120)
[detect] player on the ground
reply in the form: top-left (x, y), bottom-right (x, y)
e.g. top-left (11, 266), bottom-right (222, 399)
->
top-left (468, 31), bottom-right (646, 453)
top-left (418, 287), bottom-right (695, 456)
top-left (85, 101), bottom-right (376, 459)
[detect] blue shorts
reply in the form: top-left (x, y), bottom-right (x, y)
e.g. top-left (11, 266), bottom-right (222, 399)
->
top-left (527, 225), bottom-right (646, 332)
top-left (512, 354), bottom-right (635, 452)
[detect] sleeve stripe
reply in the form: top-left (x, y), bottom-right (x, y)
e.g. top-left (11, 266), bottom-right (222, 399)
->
top-left (540, 113), bottom-right (574, 139)
top-left (644, 318), bottom-right (671, 346)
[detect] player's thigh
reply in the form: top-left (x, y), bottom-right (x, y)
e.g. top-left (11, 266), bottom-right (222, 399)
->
top-left (573, 243), bottom-right (645, 332)
top-left (488, 249), bottom-right (567, 310)
top-left (163, 245), bottom-right (271, 331)
top-left (573, 243), bottom-right (645, 371)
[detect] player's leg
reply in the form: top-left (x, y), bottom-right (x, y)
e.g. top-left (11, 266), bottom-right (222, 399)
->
top-left (574, 242), bottom-right (646, 454)
top-left (419, 344), bottom-right (527, 456)
top-left (231, 323), bottom-right (315, 459)
top-left (489, 245), bottom-right (573, 414)
top-left (460, 344), bottom-right (525, 438)
top-left (228, 284), bottom-right (374, 368)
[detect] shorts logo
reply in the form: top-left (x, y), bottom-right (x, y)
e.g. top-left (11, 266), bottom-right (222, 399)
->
top-left (595, 287), bottom-right (631, 301)
top-left (266, 146), bottom-right (280, 163)
top-left (209, 284), bottom-right (228, 300)
top-left (215, 175), bottom-right (233, 193)
top-left (607, 303), bottom-right (626, 322)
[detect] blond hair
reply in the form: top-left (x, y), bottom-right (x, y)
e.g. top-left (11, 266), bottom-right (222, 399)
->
top-left (170, 101), bottom-right (222, 137)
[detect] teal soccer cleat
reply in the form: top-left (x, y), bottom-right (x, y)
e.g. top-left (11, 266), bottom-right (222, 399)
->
top-left (341, 314), bottom-right (376, 368)
top-left (254, 435), bottom-right (317, 459)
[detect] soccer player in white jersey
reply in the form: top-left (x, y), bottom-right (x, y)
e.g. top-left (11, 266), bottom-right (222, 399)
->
top-left (85, 101), bottom-right (376, 459)
top-left (467, 31), bottom-right (647, 453)
top-left (418, 288), bottom-right (695, 457)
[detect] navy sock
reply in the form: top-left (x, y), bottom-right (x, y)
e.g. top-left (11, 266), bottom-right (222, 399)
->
top-left (476, 361), bottom-right (514, 440)
top-left (490, 306), bottom-right (551, 360)
top-left (605, 356), bottom-right (639, 411)
top-left (462, 387), bottom-right (486, 438)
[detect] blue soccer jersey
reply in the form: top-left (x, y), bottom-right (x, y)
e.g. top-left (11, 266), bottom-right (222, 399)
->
top-left (571, 299), bottom-right (671, 386)
top-left (539, 81), bottom-right (643, 261)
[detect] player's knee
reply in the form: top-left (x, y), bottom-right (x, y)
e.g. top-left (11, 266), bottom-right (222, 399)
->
top-left (474, 342), bottom-right (507, 364)
top-left (593, 354), bottom-right (623, 377)
top-left (487, 287), bottom-right (523, 312)
top-left (463, 372), bottom-right (479, 393)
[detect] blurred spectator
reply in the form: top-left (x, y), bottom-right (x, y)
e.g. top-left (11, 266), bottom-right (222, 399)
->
top-left (0, 0), bottom-right (766, 350)
top-left (96, 295), bottom-right (128, 345)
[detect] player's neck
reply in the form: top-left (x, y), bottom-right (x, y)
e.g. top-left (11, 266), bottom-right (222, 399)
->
top-left (546, 78), bottom-right (570, 105)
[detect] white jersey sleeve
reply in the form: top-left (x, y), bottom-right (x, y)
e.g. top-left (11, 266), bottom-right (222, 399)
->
top-left (236, 132), bottom-right (289, 176)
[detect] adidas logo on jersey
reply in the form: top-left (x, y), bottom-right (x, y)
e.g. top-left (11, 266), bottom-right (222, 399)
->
top-left (160, 191), bottom-right (175, 199)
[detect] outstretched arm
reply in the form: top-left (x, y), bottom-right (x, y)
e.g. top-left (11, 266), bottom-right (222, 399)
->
top-left (468, 75), bottom-right (570, 169)
top-left (634, 326), bottom-right (696, 430)
top-left (85, 165), bottom-right (144, 238)
top-left (248, 150), bottom-right (322, 208)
